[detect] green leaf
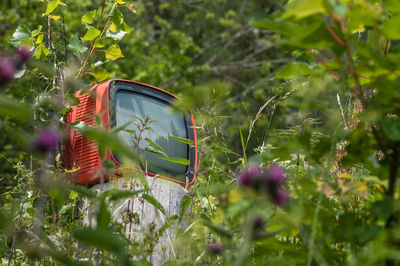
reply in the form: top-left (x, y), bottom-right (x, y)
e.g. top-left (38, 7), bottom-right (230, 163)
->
top-left (179, 194), bottom-right (192, 217)
top-left (47, 250), bottom-right (84, 266)
top-left (105, 44), bottom-right (124, 60)
top-left (97, 198), bottom-right (111, 228)
top-left (83, 27), bottom-right (101, 42)
top-left (142, 194), bottom-right (166, 215)
top-left (136, 172), bottom-right (149, 193)
top-left (75, 126), bottom-right (140, 162)
top-left (10, 24), bottom-right (31, 47)
top-left (122, 128), bottom-right (136, 135)
top-left (211, 145), bottom-right (239, 155)
top-left (42, 0), bottom-right (60, 16)
top-left (382, 16), bottom-right (400, 40)
top-left (203, 221), bottom-right (233, 238)
top-left (0, 96), bottom-right (31, 119)
top-left (104, 189), bottom-right (144, 201)
top-left (145, 146), bottom-right (167, 156)
top-left (82, 10), bottom-right (97, 24)
top-left (90, 67), bottom-right (112, 82)
top-left (159, 157), bottom-right (190, 165)
top-left (145, 137), bottom-right (164, 151)
top-left (250, 13), bottom-right (323, 38)
top-left (283, 0), bottom-right (326, 20)
top-left (59, 203), bottom-right (75, 215)
top-left (381, 117), bottom-right (400, 141)
top-left (168, 136), bottom-right (194, 146)
top-left (73, 227), bottom-right (125, 253)
top-left (113, 0), bottom-right (125, 4)
top-left (31, 25), bottom-right (43, 37)
top-left (238, 122), bottom-right (247, 165)
top-left (275, 62), bottom-right (313, 79)
top-left (68, 35), bottom-right (87, 53)
top-left (68, 185), bottom-right (97, 199)
top-left (34, 44), bottom-right (50, 60)
top-left (157, 215), bottom-right (178, 241)
top-left (106, 30), bottom-right (128, 40)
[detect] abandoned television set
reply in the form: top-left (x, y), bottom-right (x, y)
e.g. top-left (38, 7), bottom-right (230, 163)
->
top-left (64, 79), bottom-right (197, 186)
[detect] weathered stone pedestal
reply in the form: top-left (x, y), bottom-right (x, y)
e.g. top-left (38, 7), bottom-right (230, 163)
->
top-left (81, 175), bottom-right (188, 265)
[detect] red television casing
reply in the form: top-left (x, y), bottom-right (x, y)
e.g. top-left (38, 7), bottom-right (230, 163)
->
top-left (64, 79), bottom-right (197, 187)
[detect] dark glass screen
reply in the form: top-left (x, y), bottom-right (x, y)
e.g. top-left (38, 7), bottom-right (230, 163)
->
top-left (115, 90), bottom-right (188, 174)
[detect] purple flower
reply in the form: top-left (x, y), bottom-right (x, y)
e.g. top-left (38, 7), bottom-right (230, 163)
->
top-left (273, 190), bottom-right (290, 207)
top-left (32, 129), bottom-right (61, 153)
top-left (0, 58), bottom-right (16, 85)
top-left (237, 166), bottom-right (262, 187)
top-left (15, 47), bottom-right (32, 66)
top-left (207, 242), bottom-right (224, 255)
top-left (266, 165), bottom-right (286, 184)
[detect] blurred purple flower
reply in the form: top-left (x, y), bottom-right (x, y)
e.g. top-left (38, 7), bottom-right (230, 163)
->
top-left (266, 165), bottom-right (286, 184)
top-left (0, 58), bottom-right (16, 85)
top-left (273, 190), bottom-right (290, 207)
top-left (207, 242), bottom-right (224, 255)
top-left (15, 47), bottom-right (32, 66)
top-left (237, 166), bottom-right (262, 187)
top-left (32, 129), bottom-right (61, 153)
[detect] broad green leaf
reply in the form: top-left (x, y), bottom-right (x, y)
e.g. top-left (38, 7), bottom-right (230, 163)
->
top-left (111, 6), bottom-right (123, 27)
top-left (31, 25), bottom-right (43, 37)
top-left (97, 198), bottom-right (111, 228)
top-left (145, 137), bottom-right (164, 151)
top-left (10, 24), bottom-right (31, 47)
top-left (145, 146), bottom-right (167, 156)
top-left (211, 145), bottom-right (239, 155)
top-left (93, 39), bottom-right (106, 48)
top-left (159, 157), bottom-right (190, 165)
top-left (168, 136), bottom-right (194, 146)
top-left (106, 30), bottom-right (128, 40)
top-left (0, 96), bottom-right (31, 119)
top-left (68, 35), bottom-right (88, 53)
top-left (83, 27), bottom-right (101, 41)
top-left (250, 13), bottom-right (323, 39)
top-left (283, 0), bottom-right (326, 20)
top-left (203, 221), bottom-right (233, 238)
top-left (157, 215), bottom-right (179, 240)
top-left (82, 10), bottom-right (97, 24)
top-left (382, 16), bottom-right (400, 40)
top-left (59, 203), bottom-right (75, 215)
top-left (179, 194), bottom-right (192, 217)
top-left (142, 194), bottom-right (166, 215)
top-left (75, 126), bottom-right (140, 162)
top-left (136, 172), bottom-right (149, 193)
top-left (275, 62), bottom-right (313, 79)
top-left (113, 0), bottom-right (125, 4)
top-left (42, 0), bottom-right (61, 16)
top-left (34, 44), bottom-right (50, 60)
top-left (380, 117), bottom-right (400, 141)
top-left (36, 33), bottom-right (44, 44)
top-left (90, 67), bottom-right (112, 82)
top-left (105, 44), bottom-right (124, 60)
top-left (47, 250), bottom-right (84, 266)
top-left (73, 227), bottom-right (125, 253)
top-left (104, 189), bottom-right (144, 201)
top-left (68, 185), bottom-right (97, 199)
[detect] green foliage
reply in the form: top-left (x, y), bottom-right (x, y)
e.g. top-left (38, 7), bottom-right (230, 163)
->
top-left (2, 0), bottom-right (400, 265)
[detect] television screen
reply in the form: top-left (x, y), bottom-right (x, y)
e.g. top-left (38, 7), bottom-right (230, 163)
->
top-left (114, 83), bottom-right (190, 176)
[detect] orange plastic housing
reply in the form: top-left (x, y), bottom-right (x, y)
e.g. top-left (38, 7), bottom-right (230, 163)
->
top-left (64, 79), bottom-right (197, 187)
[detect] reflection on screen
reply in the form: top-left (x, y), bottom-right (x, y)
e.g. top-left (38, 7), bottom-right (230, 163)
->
top-left (116, 91), bottom-right (188, 174)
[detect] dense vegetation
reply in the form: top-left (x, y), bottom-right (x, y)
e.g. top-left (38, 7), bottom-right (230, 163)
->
top-left (1, 0), bottom-right (400, 265)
